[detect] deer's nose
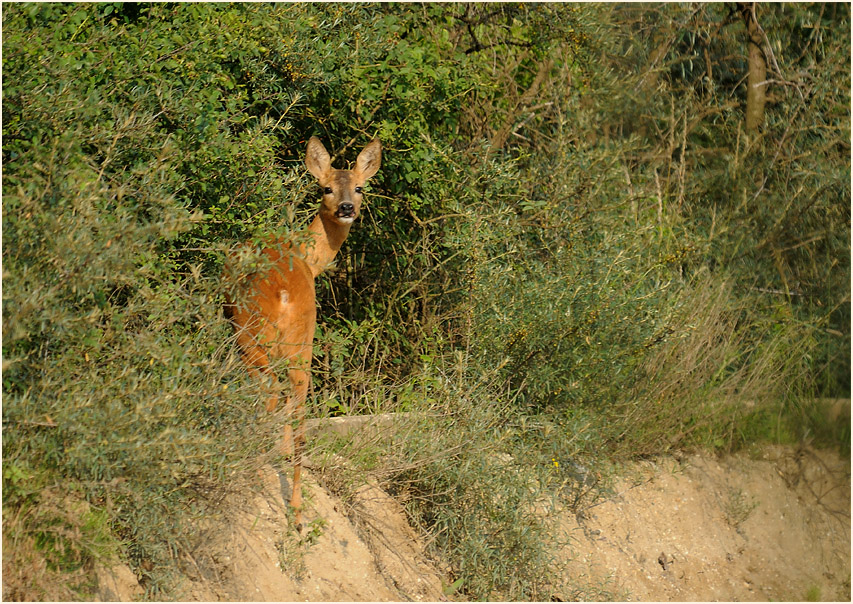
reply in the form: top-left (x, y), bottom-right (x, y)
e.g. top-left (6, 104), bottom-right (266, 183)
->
top-left (338, 203), bottom-right (355, 217)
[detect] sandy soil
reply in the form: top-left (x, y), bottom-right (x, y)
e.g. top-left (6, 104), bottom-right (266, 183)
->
top-left (96, 444), bottom-right (849, 602)
top-left (558, 445), bottom-right (850, 601)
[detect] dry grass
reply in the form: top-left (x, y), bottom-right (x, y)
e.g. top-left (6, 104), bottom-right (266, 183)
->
top-left (608, 274), bottom-right (813, 457)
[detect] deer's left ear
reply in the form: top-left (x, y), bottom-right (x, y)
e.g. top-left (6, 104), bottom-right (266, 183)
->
top-left (355, 139), bottom-right (381, 180)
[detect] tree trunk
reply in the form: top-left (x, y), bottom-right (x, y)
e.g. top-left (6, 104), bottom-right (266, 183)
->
top-left (739, 2), bottom-right (767, 133)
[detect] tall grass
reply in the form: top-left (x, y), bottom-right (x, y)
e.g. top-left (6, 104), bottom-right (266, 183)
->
top-left (607, 275), bottom-right (818, 456)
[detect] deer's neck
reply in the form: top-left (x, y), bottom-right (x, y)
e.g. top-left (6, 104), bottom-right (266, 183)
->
top-left (301, 212), bottom-right (351, 278)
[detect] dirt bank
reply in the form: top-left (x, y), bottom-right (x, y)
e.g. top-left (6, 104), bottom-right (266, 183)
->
top-left (96, 444), bottom-right (849, 602)
top-left (559, 445), bottom-right (850, 601)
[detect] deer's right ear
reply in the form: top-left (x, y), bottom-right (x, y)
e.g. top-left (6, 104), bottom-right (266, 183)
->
top-left (305, 137), bottom-right (331, 180)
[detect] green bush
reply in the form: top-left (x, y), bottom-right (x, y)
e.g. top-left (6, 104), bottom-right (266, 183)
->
top-left (371, 355), bottom-right (568, 601)
top-left (1, 3), bottom-right (308, 594)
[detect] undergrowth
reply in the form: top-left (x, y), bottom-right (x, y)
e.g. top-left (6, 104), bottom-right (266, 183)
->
top-left (308, 351), bottom-right (579, 601)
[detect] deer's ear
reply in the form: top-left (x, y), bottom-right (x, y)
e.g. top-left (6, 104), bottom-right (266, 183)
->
top-left (305, 137), bottom-right (331, 180)
top-left (355, 139), bottom-right (381, 181)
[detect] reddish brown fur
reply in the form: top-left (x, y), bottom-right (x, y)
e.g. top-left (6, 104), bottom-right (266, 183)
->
top-left (224, 137), bottom-right (381, 530)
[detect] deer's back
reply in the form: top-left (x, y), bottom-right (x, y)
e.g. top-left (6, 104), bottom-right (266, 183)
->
top-left (224, 239), bottom-right (318, 351)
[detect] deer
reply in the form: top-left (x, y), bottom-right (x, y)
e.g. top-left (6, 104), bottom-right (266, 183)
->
top-left (224, 136), bottom-right (381, 531)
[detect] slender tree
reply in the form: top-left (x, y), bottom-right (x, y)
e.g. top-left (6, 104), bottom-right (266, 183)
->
top-left (738, 2), bottom-right (767, 132)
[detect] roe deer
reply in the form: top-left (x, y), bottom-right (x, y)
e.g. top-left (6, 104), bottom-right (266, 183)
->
top-left (224, 136), bottom-right (381, 530)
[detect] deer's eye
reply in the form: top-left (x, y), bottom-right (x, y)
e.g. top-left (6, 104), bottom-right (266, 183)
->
top-left (323, 187), bottom-right (333, 195)
top-left (355, 186), bottom-right (363, 194)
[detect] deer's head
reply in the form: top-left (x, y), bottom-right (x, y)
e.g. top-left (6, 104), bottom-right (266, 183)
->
top-left (305, 137), bottom-right (382, 226)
